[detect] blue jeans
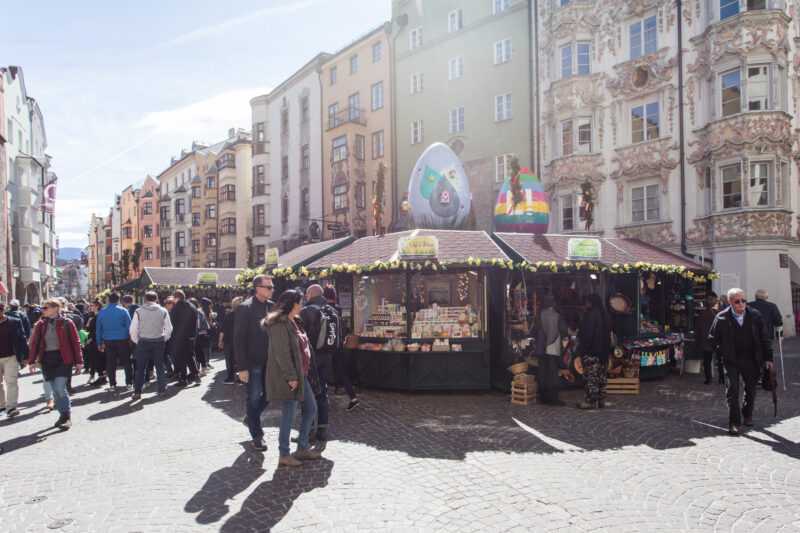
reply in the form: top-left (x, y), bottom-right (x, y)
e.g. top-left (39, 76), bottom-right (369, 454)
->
top-left (42, 380), bottom-right (53, 400)
top-left (49, 376), bottom-right (71, 416)
top-left (246, 366), bottom-right (268, 440)
top-left (314, 353), bottom-right (332, 439)
top-left (134, 339), bottom-right (167, 394)
top-left (278, 377), bottom-right (317, 457)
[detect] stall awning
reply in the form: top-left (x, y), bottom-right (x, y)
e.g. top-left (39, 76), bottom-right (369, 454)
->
top-left (274, 236), bottom-right (355, 269)
top-left (116, 277), bottom-right (142, 293)
top-left (141, 267), bottom-right (241, 288)
top-left (492, 233), bottom-right (706, 270)
top-left (307, 230), bottom-right (510, 270)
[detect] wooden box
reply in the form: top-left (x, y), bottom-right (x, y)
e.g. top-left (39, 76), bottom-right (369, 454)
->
top-left (511, 380), bottom-right (537, 405)
top-left (607, 377), bottom-right (640, 395)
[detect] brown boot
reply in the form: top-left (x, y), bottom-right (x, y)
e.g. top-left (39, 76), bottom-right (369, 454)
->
top-left (278, 455), bottom-right (302, 467)
top-left (294, 448), bottom-right (322, 461)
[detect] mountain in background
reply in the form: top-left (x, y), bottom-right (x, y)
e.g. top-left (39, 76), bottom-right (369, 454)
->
top-left (58, 247), bottom-right (84, 262)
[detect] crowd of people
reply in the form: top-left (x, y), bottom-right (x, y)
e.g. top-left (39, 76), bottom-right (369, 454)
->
top-left (0, 276), bottom-right (360, 466)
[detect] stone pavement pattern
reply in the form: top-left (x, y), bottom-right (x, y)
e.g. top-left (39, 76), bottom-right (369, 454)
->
top-left (1, 349), bottom-right (799, 533)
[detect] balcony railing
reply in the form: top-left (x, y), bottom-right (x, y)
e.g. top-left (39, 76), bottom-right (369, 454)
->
top-left (253, 224), bottom-right (268, 236)
top-left (327, 107), bottom-right (367, 130)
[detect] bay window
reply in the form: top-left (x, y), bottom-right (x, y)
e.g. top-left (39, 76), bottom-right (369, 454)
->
top-left (560, 41), bottom-right (591, 78)
top-left (721, 163), bottom-right (742, 209)
top-left (749, 161), bottom-right (771, 207)
top-left (720, 64), bottom-right (783, 117)
top-left (560, 118), bottom-right (592, 156)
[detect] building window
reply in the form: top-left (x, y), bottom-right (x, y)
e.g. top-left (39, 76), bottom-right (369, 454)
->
top-left (301, 144), bottom-right (310, 170)
top-left (254, 165), bottom-right (266, 192)
top-left (144, 248), bottom-right (153, 261)
top-left (255, 245), bottom-right (266, 265)
top-left (750, 161), bottom-right (772, 206)
top-left (205, 204), bottom-right (216, 219)
top-left (371, 82), bottom-right (384, 111)
top-left (301, 188), bottom-right (310, 217)
top-left (206, 176), bottom-right (215, 189)
top-left (560, 41), bottom-right (591, 78)
top-left (410, 72), bottom-right (424, 94)
top-left (631, 102), bottom-right (660, 143)
top-left (205, 233), bottom-right (217, 248)
top-left (221, 184), bottom-right (236, 201)
top-left (253, 204), bottom-right (266, 227)
top-left (721, 69), bottom-right (742, 117)
top-left (192, 212), bottom-right (201, 227)
top-left (448, 9), bottom-right (463, 33)
top-left (355, 134), bottom-right (366, 160)
top-left (328, 102), bottom-right (340, 129)
top-left (449, 107), bottom-right (465, 134)
top-left (494, 38), bottom-right (512, 65)
top-left (256, 122), bottom-right (265, 142)
top-left (330, 66), bottom-right (337, 85)
top-left (143, 225), bottom-right (153, 239)
top-left (561, 120), bottom-right (574, 156)
top-left (332, 136), bottom-right (348, 162)
top-left (409, 27), bottom-right (423, 50)
top-left (747, 65), bottom-right (768, 111)
top-left (161, 237), bottom-right (171, 253)
top-left (721, 163), bottom-right (742, 209)
top-left (448, 57), bottom-right (464, 80)
top-left (495, 154), bottom-right (516, 183)
top-left (142, 202), bottom-right (152, 216)
top-left (350, 54), bottom-right (359, 75)
top-left (348, 93), bottom-right (361, 122)
top-left (630, 15), bottom-right (657, 60)
top-left (560, 194), bottom-right (575, 231)
top-left (192, 185), bottom-right (201, 198)
top-left (281, 156), bottom-right (289, 180)
top-left (221, 217), bottom-right (236, 235)
top-left (495, 93), bottom-right (513, 121)
top-left (372, 130), bottom-right (385, 159)
top-left (356, 182), bottom-right (367, 209)
top-left (301, 97), bottom-right (309, 123)
top-left (122, 227), bottom-right (133, 239)
top-left (282, 193), bottom-right (289, 223)
top-left (334, 184), bottom-right (348, 211)
top-left (160, 206), bottom-right (170, 221)
top-left (176, 231), bottom-right (186, 253)
top-left (561, 120), bottom-right (592, 156)
top-left (411, 120), bottom-right (424, 144)
top-left (372, 41), bottom-right (383, 63)
top-left (720, 0), bottom-right (740, 19)
top-left (192, 240), bottom-right (201, 254)
top-left (493, 0), bottom-right (512, 15)
top-left (631, 184), bottom-right (660, 222)
top-left (576, 42), bottom-right (591, 75)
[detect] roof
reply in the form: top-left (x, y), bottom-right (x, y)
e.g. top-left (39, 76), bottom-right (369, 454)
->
top-left (275, 236), bottom-right (355, 269)
top-left (265, 52), bottom-right (332, 102)
top-left (322, 23), bottom-right (389, 66)
top-left (492, 234), bottom-right (706, 270)
top-left (308, 230), bottom-right (509, 270)
top-left (142, 267), bottom-right (241, 287)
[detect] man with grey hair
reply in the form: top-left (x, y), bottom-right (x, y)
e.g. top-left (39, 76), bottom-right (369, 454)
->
top-left (709, 288), bottom-right (774, 435)
top-left (748, 289), bottom-right (783, 344)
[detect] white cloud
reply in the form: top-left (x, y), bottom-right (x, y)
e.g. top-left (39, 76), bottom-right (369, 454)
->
top-left (54, 198), bottom-right (112, 248)
top-left (159, 0), bottom-right (319, 48)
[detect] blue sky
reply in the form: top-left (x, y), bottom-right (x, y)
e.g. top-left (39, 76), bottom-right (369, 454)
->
top-left (1, 0), bottom-right (391, 248)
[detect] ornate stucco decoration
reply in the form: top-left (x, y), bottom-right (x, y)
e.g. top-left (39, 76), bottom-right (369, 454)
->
top-left (610, 138), bottom-right (679, 194)
top-left (606, 48), bottom-right (677, 99)
top-left (687, 210), bottom-right (792, 245)
top-left (542, 74), bottom-right (605, 125)
top-left (616, 222), bottom-right (677, 246)
top-left (543, 153), bottom-right (605, 192)
top-left (543, 0), bottom-right (600, 42)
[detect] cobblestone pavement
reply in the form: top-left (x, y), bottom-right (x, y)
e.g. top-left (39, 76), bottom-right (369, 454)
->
top-left (1, 345), bottom-right (799, 533)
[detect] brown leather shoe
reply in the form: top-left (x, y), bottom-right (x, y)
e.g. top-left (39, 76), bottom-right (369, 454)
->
top-left (278, 455), bottom-right (302, 467)
top-left (293, 448), bottom-right (322, 461)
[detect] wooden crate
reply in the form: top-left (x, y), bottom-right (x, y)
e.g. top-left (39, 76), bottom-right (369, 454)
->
top-left (607, 377), bottom-right (640, 395)
top-left (511, 380), bottom-right (536, 405)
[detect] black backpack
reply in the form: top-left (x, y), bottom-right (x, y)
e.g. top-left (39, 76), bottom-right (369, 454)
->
top-left (314, 304), bottom-right (341, 352)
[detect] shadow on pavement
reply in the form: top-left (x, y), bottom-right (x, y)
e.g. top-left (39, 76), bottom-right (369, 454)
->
top-left (0, 426), bottom-right (65, 455)
top-left (184, 443), bottom-right (266, 525)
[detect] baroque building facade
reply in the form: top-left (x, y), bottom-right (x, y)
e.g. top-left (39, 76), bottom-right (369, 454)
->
top-left (536, 0), bottom-right (800, 334)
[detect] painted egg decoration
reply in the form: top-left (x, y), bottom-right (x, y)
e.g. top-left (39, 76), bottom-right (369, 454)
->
top-left (408, 143), bottom-right (472, 229)
top-left (494, 167), bottom-right (549, 233)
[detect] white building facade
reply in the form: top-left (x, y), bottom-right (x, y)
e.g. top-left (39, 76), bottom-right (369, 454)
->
top-left (536, 0), bottom-right (800, 335)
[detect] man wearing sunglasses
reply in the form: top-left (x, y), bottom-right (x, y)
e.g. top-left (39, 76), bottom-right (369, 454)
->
top-left (235, 275), bottom-right (275, 451)
top-left (708, 288), bottom-right (774, 435)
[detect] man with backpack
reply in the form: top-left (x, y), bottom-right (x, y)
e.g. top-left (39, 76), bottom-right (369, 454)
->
top-left (300, 284), bottom-right (341, 447)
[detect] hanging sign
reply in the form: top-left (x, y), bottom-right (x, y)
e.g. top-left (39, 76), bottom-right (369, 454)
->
top-left (264, 248), bottom-right (280, 268)
top-left (398, 235), bottom-right (439, 260)
top-left (567, 238), bottom-right (602, 260)
top-left (196, 272), bottom-right (219, 285)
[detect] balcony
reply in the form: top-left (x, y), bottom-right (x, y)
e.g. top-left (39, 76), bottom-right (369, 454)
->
top-left (687, 208), bottom-right (792, 245)
top-left (688, 111), bottom-right (792, 165)
top-left (544, 153), bottom-right (605, 190)
top-left (327, 107), bottom-right (367, 130)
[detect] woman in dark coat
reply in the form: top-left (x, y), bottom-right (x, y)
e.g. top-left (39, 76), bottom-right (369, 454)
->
top-left (263, 290), bottom-right (321, 467)
top-left (577, 293), bottom-right (611, 409)
top-left (84, 300), bottom-right (107, 386)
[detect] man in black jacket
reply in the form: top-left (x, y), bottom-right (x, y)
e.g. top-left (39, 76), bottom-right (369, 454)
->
top-left (170, 290), bottom-right (201, 387)
top-left (748, 289), bottom-right (783, 343)
top-left (235, 275), bottom-right (274, 452)
top-left (709, 288), bottom-right (774, 435)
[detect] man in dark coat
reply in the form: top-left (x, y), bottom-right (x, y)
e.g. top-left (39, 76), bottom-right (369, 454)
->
top-left (708, 288), bottom-right (774, 435)
top-left (748, 289), bottom-right (783, 343)
top-left (169, 290), bottom-right (200, 387)
top-left (235, 275), bottom-right (274, 451)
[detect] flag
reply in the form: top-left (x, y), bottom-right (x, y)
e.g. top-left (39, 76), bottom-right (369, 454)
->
top-left (43, 177), bottom-right (57, 214)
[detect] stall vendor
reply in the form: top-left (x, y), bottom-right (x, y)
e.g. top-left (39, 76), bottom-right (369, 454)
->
top-left (534, 294), bottom-right (567, 406)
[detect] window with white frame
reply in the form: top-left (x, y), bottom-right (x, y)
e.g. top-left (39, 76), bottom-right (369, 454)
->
top-left (409, 27), bottom-right (423, 50)
top-left (559, 194), bottom-right (576, 231)
top-left (560, 0), bottom-right (571, 6)
top-left (371, 82), bottom-right (384, 111)
top-left (332, 136), bottom-right (348, 162)
top-left (494, 38), bottom-right (512, 65)
top-left (495, 93), bottom-right (513, 121)
top-left (410, 72), bottom-right (424, 94)
top-left (721, 163), bottom-right (742, 209)
top-left (493, 0), bottom-right (512, 14)
top-left (631, 183), bottom-right (660, 222)
top-left (350, 54), bottom-right (359, 74)
top-left (721, 69), bottom-right (742, 116)
top-left (495, 154), bottom-right (516, 182)
top-left (448, 57), bottom-right (464, 80)
top-left (448, 9), bottom-right (463, 32)
top-left (355, 134), bottom-right (366, 161)
top-left (749, 161), bottom-right (772, 206)
top-left (560, 118), bottom-right (592, 156)
top-left (720, 0), bottom-right (740, 19)
top-left (411, 120), bottom-right (424, 144)
top-left (719, 64), bottom-right (783, 116)
top-left (631, 101), bottom-right (660, 143)
top-left (560, 41), bottom-right (591, 78)
top-left (629, 15), bottom-right (657, 60)
top-left (372, 130), bottom-right (385, 159)
top-left (330, 66), bottom-right (337, 85)
top-left (561, 120), bottom-right (573, 156)
top-left (333, 184), bottom-right (348, 211)
top-left (372, 41), bottom-right (383, 63)
top-left (449, 107), bottom-right (465, 134)
top-left (747, 65), bottom-right (768, 111)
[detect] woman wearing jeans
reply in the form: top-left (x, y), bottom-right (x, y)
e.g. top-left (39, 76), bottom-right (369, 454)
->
top-left (28, 299), bottom-right (83, 429)
top-left (263, 290), bottom-right (320, 467)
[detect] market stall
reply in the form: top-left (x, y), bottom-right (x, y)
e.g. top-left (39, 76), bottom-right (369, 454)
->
top-left (136, 267), bottom-right (247, 302)
top-left (304, 230), bottom-right (510, 391)
top-left (491, 234), bottom-right (714, 390)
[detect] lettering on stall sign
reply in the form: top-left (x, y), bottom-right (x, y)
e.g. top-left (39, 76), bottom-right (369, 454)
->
top-left (264, 248), bottom-right (280, 268)
top-left (567, 238), bottom-right (602, 260)
top-left (197, 272), bottom-right (219, 285)
top-left (398, 235), bottom-right (439, 260)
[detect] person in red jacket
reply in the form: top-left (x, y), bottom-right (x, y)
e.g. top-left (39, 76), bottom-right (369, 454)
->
top-left (28, 299), bottom-right (83, 430)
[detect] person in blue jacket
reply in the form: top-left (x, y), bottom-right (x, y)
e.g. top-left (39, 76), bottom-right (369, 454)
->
top-left (96, 292), bottom-right (133, 391)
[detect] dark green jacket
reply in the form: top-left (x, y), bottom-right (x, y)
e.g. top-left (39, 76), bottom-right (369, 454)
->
top-left (264, 313), bottom-right (305, 402)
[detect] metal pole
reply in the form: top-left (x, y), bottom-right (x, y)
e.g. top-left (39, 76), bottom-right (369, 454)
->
top-left (778, 334), bottom-right (787, 392)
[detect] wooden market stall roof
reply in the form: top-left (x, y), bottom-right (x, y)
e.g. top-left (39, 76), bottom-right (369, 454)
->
top-left (492, 233), bottom-right (707, 270)
top-left (306, 230), bottom-right (510, 270)
top-left (273, 236), bottom-right (355, 269)
top-left (141, 267), bottom-right (242, 288)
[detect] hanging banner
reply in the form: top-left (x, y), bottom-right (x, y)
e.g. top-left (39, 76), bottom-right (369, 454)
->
top-left (196, 272), bottom-right (219, 285)
top-left (43, 177), bottom-right (57, 214)
top-left (567, 238), bottom-right (601, 260)
top-left (398, 235), bottom-right (439, 260)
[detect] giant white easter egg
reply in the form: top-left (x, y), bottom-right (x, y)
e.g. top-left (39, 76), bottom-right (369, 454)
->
top-left (408, 143), bottom-right (472, 229)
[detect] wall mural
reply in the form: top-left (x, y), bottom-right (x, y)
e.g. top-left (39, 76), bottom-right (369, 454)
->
top-left (408, 143), bottom-right (472, 229)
